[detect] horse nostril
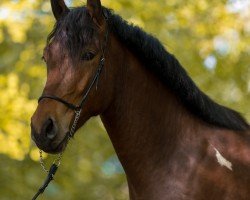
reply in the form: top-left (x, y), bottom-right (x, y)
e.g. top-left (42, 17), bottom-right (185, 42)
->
top-left (43, 118), bottom-right (57, 140)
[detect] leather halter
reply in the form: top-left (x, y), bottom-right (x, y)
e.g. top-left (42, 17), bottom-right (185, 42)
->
top-left (38, 25), bottom-right (109, 113)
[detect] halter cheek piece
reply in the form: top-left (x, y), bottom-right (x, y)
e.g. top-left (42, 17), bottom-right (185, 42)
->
top-left (32, 12), bottom-right (109, 200)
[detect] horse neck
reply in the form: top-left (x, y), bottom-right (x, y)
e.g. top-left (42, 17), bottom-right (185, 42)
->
top-left (100, 36), bottom-right (198, 187)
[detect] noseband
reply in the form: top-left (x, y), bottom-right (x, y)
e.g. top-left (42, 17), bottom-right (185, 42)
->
top-left (33, 14), bottom-right (109, 200)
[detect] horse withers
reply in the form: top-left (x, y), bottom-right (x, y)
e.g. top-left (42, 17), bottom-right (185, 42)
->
top-left (31, 0), bottom-right (250, 199)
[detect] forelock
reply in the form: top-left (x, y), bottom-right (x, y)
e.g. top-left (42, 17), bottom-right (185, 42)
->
top-left (47, 6), bottom-right (98, 58)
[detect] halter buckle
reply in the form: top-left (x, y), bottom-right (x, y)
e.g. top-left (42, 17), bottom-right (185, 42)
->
top-left (100, 57), bottom-right (105, 66)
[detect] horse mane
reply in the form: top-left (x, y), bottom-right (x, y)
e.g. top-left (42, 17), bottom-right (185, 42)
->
top-left (48, 6), bottom-right (249, 131)
top-left (105, 8), bottom-right (249, 131)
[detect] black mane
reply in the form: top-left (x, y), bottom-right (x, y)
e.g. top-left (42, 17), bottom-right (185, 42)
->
top-left (49, 6), bottom-right (249, 131)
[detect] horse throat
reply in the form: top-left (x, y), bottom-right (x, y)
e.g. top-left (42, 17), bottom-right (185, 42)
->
top-left (100, 42), bottom-right (196, 198)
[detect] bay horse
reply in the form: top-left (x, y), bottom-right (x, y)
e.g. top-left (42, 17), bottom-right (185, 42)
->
top-left (31, 0), bottom-right (250, 199)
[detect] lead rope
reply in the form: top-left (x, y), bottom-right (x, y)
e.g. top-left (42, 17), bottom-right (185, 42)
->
top-left (32, 109), bottom-right (82, 200)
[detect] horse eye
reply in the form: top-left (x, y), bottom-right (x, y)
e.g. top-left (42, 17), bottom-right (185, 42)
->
top-left (82, 52), bottom-right (95, 61)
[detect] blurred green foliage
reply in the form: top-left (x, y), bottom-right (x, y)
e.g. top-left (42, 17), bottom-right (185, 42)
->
top-left (0, 0), bottom-right (249, 199)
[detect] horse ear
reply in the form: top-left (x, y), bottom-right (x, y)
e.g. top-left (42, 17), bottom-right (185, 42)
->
top-left (51, 0), bottom-right (70, 20)
top-left (87, 0), bottom-right (104, 27)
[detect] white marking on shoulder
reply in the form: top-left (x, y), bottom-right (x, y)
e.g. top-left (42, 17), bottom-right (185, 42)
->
top-left (213, 147), bottom-right (233, 171)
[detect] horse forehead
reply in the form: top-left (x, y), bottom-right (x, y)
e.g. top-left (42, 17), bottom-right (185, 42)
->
top-left (50, 40), bottom-right (64, 53)
top-left (46, 41), bottom-right (68, 63)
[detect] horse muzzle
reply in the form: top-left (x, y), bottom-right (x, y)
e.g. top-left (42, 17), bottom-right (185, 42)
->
top-left (31, 118), bottom-right (67, 154)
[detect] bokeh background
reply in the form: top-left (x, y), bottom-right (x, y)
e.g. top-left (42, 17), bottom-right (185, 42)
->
top-left (0, 0), bottom-right (249, 199)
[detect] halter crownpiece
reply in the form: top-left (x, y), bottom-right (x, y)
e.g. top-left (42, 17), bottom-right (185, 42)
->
top-left (32, 13), bottom-right (109, 200)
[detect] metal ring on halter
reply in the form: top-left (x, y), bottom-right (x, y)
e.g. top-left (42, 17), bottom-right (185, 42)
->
top-left (53, 153), bottom-right (62, 166)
